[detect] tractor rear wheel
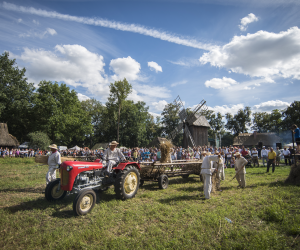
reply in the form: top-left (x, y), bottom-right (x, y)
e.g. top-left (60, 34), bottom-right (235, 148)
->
top-left (73, 189), bottom-right (96, 216)
top-left (45, 179), bottom-right (67, 201)
top-left (114, 165), bottom-right (140, 200)
top-left (158, 174), bottom-right (169, 189)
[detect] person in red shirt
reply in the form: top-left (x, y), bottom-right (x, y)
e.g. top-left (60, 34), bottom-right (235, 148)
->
top-left (241, 147), bottom-right (249, 157)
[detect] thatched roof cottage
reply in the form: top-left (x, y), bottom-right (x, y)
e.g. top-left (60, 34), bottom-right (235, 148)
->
top-left (0, 123), bottom-right (19, 148)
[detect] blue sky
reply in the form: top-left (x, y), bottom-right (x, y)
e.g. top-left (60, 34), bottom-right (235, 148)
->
top-left (1, 0), bottom-right (300, 119)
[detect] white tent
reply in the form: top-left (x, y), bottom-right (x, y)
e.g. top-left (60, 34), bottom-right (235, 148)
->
top-left (69, 145), bottom-right (81, 150)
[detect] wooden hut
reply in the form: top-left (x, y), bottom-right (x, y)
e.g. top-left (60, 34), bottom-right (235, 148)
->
top-left (0, 123), bottom-right (19, 149)
top-left (233, 131), bottom-right (281, 148)
top-left (183, 114), bottom-right (210, 148)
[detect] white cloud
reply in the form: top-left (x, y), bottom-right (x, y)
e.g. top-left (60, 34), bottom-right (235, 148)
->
top-left (2, 2), bottom-right (217, 51)
top-left (33, 19), bottom-right (39, 25)
top-left (127, 88), bottom-right (144, 103)
top-left (19, 27), bottom-right (57, 38)
top-left (239, 13), bottom-right (258, 31)
top-left (13, 45), bottom-right (109, 97)
top-left (17, 18), bottom-right (22, 23)
top-left (135, 84), bottom-right (171, 99)
top-left (149, 112), bottom-right (162, 119)
top-left (204, 77), bottom-right (238, 89)
top-left (168, 59), bottom-right (201, 67)
top-left (77, 93), bottom-right (90, 101)
top-left (171, 80), bottom-right (188, 87)
top-left (110, 56), bottom-right (141, 81)
top-left (152, 100), bottom-right (168, 111)
top-left (253, 100), bottom-right (290, 112)
top-left (244, 86), bottom-right (252, 90)
top-left (200, 27), bottom-right (300, 80)
top-left (148, 61), bottom-right (162, 73)
top-left (208, 104), bottom-right (245, 116)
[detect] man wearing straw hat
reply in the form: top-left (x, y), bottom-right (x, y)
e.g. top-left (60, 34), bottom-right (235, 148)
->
top-left (200, 152), bottom-right (221, 199)
top-left (103, 141), bottom-right (126, 177)
top-left (46, 144), bottom-right (61, 185)
top-left (234, 152), bottom-right (248, 188)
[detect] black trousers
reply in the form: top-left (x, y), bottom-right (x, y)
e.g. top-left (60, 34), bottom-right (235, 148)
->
top-left (267, 159), bottom-right (275, 172)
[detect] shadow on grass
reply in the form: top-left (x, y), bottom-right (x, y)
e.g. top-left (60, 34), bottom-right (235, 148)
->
top-left (0, 187), bottom-right (45, 194)
top-left (158, 194), bottom-right (200, 204)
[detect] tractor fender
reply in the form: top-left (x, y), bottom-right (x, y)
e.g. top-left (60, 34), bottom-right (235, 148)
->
top-left (114, 162), bottom-right (140, 171)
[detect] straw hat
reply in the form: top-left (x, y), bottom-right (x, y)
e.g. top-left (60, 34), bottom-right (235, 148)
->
top-left (235, 152), bottom-right (241, 156)
top-left (49, 144), bottom-right (58, 150)
top-left (206, 152), bottom-right (211, 156)
top-left (110, 141), bottom-right (119, 146)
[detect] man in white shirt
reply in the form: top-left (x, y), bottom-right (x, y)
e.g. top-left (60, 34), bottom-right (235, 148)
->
top-left (282, 147), bottom-right (291, 165)
top-left (200, 152), bottom-right (221, 199)
top-left (261, 146), bottom-right (268, 166)
top-left (47, 144), bottom-right (61, 185)
top-left (103, 141), bottom-right (126, 176)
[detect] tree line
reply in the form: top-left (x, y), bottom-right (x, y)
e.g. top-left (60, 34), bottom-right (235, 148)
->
top-left (1, 52), bottom-right (299, 148)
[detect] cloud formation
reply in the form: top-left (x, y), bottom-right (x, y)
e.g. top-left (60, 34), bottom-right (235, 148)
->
top-left (14, 44), bottom-right (109, 96)
top-left (2, 2), bottom-right (216, 51)
top-left (200, 27), bottom-right (300, 80)
top-left (171, 80), bottom-right (188, 87)
top-left (253, 100), bottom-right (290, 112)
top-left (148, 61), bottom-right (162, 72)
top-left (110, 56), bottom-right (141, 81)
top-left (19, 27), bottom-right (57, 38)
top-left (239, 13), bottom-right (258, 31)
top-left (152, 100), bottom-right (168, 111)
top-left (77, 93), bottom-right (91, 102)
top-left (204, 77), bottom-right (237, 89)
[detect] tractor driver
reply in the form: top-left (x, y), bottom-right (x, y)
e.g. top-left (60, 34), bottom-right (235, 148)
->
top-left (102, 141), bottom-right (127, 177)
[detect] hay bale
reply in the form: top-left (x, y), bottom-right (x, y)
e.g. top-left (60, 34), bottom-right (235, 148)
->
top-left (285, 162), bottom-right (300, 185)
top-left (160, 140), bottom-right (173, 163)
top-left (35, 155), bottom-right (48, 164)
top-left (61, 157), bottom-right (76, 162)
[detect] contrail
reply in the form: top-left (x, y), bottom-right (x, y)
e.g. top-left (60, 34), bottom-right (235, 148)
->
top-left (2, 2), bottom-right (217, 51)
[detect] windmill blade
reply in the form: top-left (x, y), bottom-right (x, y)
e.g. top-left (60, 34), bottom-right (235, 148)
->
top-left (184, 124), bottom-right (196, 147)
top-left (167, 122), bottom-right (183, 140)
top-left (187, 99), bottom-right (207, 124)
top-left (173, 95), bottom-right (188, 122)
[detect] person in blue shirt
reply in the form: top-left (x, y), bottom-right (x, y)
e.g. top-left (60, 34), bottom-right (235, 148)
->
top-left (292, 124), bottom-right (300, 152)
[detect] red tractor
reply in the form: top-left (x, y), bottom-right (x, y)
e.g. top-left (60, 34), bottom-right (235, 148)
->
top-left (45, 160), bottom-right (140, 216)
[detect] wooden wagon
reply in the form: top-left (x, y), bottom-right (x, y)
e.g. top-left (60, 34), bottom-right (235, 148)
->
top-left (139, 159), bottom-right (202, 189)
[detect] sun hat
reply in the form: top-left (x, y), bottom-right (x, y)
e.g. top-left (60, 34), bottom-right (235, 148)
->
top-left (110, 141), bottom-right (119, 146)
top-left (49, 144), bottom-right (58, 150)
top-left (235, 152), bottom-right (241, 156)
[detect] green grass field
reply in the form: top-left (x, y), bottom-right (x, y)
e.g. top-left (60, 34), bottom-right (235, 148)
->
top-left (0, 158), bottom-right (299, 250)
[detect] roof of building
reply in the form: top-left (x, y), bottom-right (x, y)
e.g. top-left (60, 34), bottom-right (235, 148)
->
top-left (188, 114), bottom-right (210, 128)
top-left (233, 132), bottom-right (281, 146)
top-left (0, 123), bottom-right (19, 147)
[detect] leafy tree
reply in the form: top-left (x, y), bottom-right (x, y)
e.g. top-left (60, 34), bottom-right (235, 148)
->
top-left (81, 98), bottom-right (104, 148)
top-left (282, 101), bottom-right (300, 128)
top-left (0, 52), bottom-right (35, 142)
top-left (32, 81), bottom-right (93, 146)
top-left (252, 109), bottom-right (283, 133)
top-left (161, 103), bottom-right (183, 146)
top-left (108, 78), bottom-right (132, 142)
top-left (27, 131), bottom-right (51, 150)
top-left (207, 112), bottom-right (224, 138)
top-left (225, 107), bottom-right (251, 136)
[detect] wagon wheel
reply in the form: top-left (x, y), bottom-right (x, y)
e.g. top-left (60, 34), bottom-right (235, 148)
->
top-left (158, 174), bottom-right (169, 189)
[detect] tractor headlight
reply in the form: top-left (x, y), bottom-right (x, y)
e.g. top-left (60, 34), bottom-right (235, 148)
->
top-left (66, 166), bottom-right (73, 171)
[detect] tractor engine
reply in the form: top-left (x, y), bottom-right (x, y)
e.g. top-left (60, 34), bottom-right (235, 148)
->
top-left (73, 170), bottom-right (103, 190)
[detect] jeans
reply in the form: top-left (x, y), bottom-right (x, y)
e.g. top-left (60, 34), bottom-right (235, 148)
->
top-left (262, 155), bottom-right (268, 166)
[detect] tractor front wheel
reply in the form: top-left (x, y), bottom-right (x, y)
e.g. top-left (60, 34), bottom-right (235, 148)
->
top-left (73, 189), bottom-right (96, 216)
top-left (45, 179), bottom-right (67, 201)
top-left (114, 165), bottom-right (140, 200)
top-left (158, 174), bottom-right (169, 189)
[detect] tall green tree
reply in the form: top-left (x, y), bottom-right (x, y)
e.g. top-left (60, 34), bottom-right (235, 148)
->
top-left (81, 98), bottom-right (104, 148)
top-left (282, 101), bottom-right (300, 128)
top-left (0, 52), bottom-right (35, 142)
top-left (225, 107), bottom-right (251, 136)
top-left (252, 109), bottom-right (283, 133)
top-left (32, 81), bottom-right (93, 146)
top-left (27, 131), bottom-right (51, 150)
top-left (108, 78), bottom-right (132, 142)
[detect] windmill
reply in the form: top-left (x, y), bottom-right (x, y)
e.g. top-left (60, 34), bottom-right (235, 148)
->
top-left (167, 96), bottom-right (208, 147)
